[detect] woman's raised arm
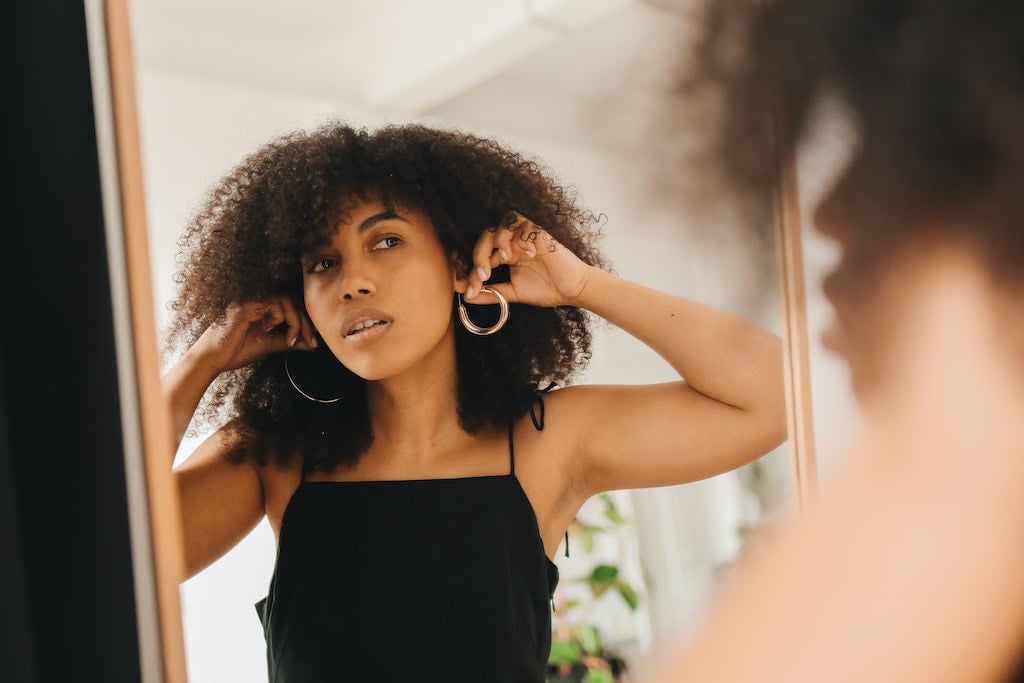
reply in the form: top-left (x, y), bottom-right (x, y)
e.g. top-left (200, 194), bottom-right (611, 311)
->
top-left (464, 214), bottom-right (786, 497)
top-left (162, 297), bottom-right (316, 578)
top-left (557, 267), bottom-right (785, 495)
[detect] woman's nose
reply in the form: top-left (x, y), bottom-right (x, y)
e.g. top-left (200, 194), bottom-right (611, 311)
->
top-left (337, 269), bottom-right (375, 301)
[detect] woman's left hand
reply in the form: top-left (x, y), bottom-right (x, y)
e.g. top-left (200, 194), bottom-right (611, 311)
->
top-left (464, 212), bottom-right (592, 308)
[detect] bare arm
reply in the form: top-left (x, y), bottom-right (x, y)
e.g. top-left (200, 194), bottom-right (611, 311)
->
top-left (564, 267), bottom-right (785, 495)
top-left (163, 298), bottom-right (316, 577)
top-left (174, 427), bottom-right (266, 578)
top-left (465, 215), bottom-right (786, 498)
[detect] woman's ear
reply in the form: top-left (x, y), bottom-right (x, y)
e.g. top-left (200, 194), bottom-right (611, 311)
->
top-left (450, 251), bottom-right (470, 294)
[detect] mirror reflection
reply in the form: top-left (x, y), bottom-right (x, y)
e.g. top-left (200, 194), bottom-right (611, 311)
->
top-left (130, 1), bottom-right (793, 680)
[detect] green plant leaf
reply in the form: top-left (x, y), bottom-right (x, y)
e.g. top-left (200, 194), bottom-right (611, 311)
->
top-left (604, 509), bottom-right (627, 525)
top-left (616, 580), bottom-right (640, 611)
top-left (583, 668), bottom-right (616, 683)
top-left (589, 565), bottom-right (619, 582)
top-left (584, 564), bottom-right (620, 598)
top-left (579, 526), bottom-right (596, 555)
top-left (600, 494), bottom-right (627, 525)
top-left (578, 625), bottom-right (602, 655)
top-left (548, 640), bottom-right (582, 665)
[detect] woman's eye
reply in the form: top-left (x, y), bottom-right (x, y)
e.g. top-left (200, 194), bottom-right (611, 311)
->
top-left (309, 258), bottom-right (336, 274)
top-left (372, 235), bottom-right (402, 250)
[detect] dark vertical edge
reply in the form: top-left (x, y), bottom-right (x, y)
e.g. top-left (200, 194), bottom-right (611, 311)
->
top-left (2, 0), bottom-right (143, 680)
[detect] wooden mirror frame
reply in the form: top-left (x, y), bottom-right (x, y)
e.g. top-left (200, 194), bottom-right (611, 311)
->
top-left (89, 0), bottom-right (187, 680)
top-left (773, 138), bottom-right (819, 513)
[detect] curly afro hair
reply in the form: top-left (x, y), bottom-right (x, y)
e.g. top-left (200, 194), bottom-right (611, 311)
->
top-left (686, 0), bottom-right (1024, 287)
top-left (168, 122), bottom-right (608, 472)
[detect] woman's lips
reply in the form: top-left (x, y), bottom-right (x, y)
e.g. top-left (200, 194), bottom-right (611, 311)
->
top-left (341, 308), bottom-right (394, 343)
top-left (344, 319), bottom-right (392, 343)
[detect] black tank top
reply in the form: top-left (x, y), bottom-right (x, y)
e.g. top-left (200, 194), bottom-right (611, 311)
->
top-left (255, 421), bottom-right (559, 682)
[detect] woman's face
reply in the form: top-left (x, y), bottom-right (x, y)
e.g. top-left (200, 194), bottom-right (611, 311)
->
top-left (814, 168), bottom-right (921, 403)
top-left (301, 199), bottom-right (465, 382)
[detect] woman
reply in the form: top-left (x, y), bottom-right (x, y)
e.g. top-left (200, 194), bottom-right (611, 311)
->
top-left (647, 1), bottom-right (1024, 681)
top-left (163, 123), bottom-right (785, 681)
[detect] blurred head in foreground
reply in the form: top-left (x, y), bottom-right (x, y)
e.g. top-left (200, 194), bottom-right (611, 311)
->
top-left (686, 0), bottom-right (1024, 398)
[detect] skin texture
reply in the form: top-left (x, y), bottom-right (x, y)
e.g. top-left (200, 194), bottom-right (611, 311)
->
top-left (165, 192), bottom-right (785, 579)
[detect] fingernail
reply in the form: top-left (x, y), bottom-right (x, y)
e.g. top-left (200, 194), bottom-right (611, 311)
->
top-left (465, 285), bottom-right (476, 299)
top-left (525, 248), bottom-right (536, 257)
top-left (499, 249), bottom-right (509, 261)
top-left (477, 266), bottom-right (489, 281)
top-left (289, 335), bottom-right (298, 347)
top-left (310, 336), bottom-right (318, 348)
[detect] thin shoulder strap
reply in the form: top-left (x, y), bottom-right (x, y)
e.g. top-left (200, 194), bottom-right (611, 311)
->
top-left (511, 385), bottom-right (571, 557)
top-left (528, 387), bottom-right (548, 431)
top-left (507, 422), bottom-right (516, 476)
top-left (509, 387), bottom-right (551, 475)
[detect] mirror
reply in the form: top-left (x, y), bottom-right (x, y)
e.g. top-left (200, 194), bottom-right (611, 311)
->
top-left (126, 0), bottom-right (799, 679)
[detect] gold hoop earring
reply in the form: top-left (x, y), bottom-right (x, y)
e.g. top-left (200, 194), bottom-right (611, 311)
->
top-left (285, 351), bottom-right (345, 404)
top-left (457, 287), bottom-right (509, 336)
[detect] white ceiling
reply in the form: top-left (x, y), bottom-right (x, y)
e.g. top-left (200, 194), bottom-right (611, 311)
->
top-left (128, 0), bottom-right (696, 151)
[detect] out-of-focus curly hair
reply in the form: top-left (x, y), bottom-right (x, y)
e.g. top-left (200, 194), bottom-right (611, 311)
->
top-left (686, 0), bottom-right (1024, 286)
top-left (168, 122), bottom-right (608, 471)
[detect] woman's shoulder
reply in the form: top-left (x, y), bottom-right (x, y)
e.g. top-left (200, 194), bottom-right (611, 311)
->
top-left (512, 386), bottom-right (595, 479)
top-left (237, 430), bottom-right (304, 539)
top-left (256, 457), bottom-right (303, 539)
top-left (524, 383), bottom-right (612, 434)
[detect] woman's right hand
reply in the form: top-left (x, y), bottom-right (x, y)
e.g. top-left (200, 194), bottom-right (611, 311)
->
top-left (191, 298), bottom-right (318, 374)
top-left (165, 298), bottom-right (317, 448)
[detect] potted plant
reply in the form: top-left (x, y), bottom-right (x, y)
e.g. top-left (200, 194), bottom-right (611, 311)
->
top-left (547, 494), bottom-right (641, 683)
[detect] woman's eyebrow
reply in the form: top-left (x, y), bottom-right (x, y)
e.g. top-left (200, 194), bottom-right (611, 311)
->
top-left (357, 211), bottom-right (409, 234)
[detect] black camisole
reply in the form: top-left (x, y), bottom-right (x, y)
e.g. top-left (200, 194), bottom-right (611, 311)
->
top-left (255, 421), bottom-right (559, 682)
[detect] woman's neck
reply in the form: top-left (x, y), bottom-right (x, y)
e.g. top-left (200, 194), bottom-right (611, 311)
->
top-left (364, 346), bottom-right (466, 463)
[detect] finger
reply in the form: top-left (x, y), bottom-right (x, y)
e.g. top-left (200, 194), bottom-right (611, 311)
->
top-left (492, 223), bottom-right (535, 261)
top-left (468, 231), bottom-right (501, 298)
top-left (503, 212), bottom-right (541, 256)
top-left (502, 211), bottom-right (532, 241)
top-left (500, 210), bottom-right (522, 233)
top-left (299, 310), bottom-right (318, 348)
top-left (260, 332), bottom-right (296, 355)
top-left (289, 338), bottom-right (317, 352)
top-left (465, 281), bottom-right (515, 305)
top-left (485, 243), bottom-right (509, 272)
top-left (471, 229), bottom-right (499, 281)
top-left (226, 301), bottom-right (265, 327)
top-left (484, 213), bottom-right (533, 264)
top-left (514, 216), bottom-right (542, 246)
top-left (278, 297), bottom-right (307, 348)
top-left (246, 300), bottom-right (277, 318)
top-left (259, 301), bottom-right (286, 332)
